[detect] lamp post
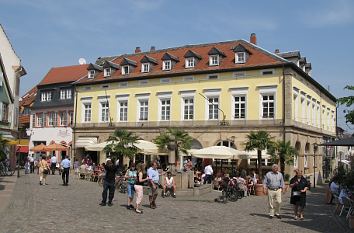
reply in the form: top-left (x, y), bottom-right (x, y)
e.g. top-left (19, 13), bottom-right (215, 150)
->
top-left (313, 143), bottom-right (318, 188)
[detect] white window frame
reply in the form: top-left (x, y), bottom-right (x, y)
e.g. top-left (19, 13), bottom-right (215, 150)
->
top-left (159, 97), bottom-right (171, 121)
top-left (66, 89), bottom-right (72, 99)
top-left (293, 89), bottom-right (299, 121)
top-left (60, 89), bottom-right (66, 100)
top-left (36, 113), bottom-right (43, 127)
top-left (99, 101), bottom-right (110, 123)
top-left (180, 91), bottom-right (195, 121)
top-left (41, 91), bottom-right (52, 102)
top-left (48, 112), bottom-right (57, 127)
top-left (121, 65), bottom-right (129, 75)
top-left (116, 95), bottom-right (129, 122)
top-left (235, 52), bottom-right (246, 64)
top-left (209, 55), bottom-right (219, 66)
top-left (103, 67), bottom-right (111, 77)
top-left (259, 86), bottom-right (276, 119)
top-left (185, 57), bottom-right (195, 68)
top-left (162, 60), bottom-right (171, 71)
top-left (203, 89), bottom-right (221, 120)
top-left (59, 111), bottom-right (67, 126)
top-left (137, 99), bottom-right (149, 121)
top-left (88, 70), bottom-right (95, 79)
top-left (141, 63), bottom-right (150, 73)
top-left (82, 103), bottom-right (92, 123)
top-left (230, 88), bottom-right (248, 120)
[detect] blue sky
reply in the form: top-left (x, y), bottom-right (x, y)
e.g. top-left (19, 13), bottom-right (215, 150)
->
top-left (0, 0), bottom-right (353, 132)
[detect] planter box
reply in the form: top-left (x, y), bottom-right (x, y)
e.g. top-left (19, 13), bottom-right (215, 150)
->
top-left (255, 184), bottom-right (265, 196)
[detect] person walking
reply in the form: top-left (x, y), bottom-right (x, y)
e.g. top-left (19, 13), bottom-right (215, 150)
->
top-left (147, 160), bottom-right (160, 209)
top-left (61, 156), bottom-right (71, 186)
top-left (263, 164), bottom-right (284, 219)
top-left (50, 154), bottom-right (57, 175)
top-left (203, 163), bottom-right (213, 184)
top-left (39, 155), bottom-right (50, 185)
top-left (125, 163), bottom-right (137, 210)
top-left (28, 155), bottom-right (34, 173)
top-left (290, 169), bottom-right (310, 220)
top-left (134, 163), bottom-right (148, 214)
top-left (99, 159), bottom-right (118, 206)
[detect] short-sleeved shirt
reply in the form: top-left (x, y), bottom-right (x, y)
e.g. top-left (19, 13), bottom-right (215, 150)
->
top-left (147, 167), bottom-right (159, 183)
top-left (61, 159), bottom-right (70, 168)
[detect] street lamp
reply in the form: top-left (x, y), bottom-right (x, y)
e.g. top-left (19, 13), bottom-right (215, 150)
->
top-left (313, 143), bottom-right (318, 188)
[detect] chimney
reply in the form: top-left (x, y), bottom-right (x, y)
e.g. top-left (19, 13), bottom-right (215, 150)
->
top-left (250, 33), bottom-right (257, 45)
top-left (135, 46), bottom-right (141, 53)
top-left (275, 49), bottom-right (280, 53)
top-left (150, 46), bottom-right (156, 52)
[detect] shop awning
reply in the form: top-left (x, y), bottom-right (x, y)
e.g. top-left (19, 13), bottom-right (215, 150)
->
top-left (16, 146), bottom-right (29, 153)
top-left (134, 140), bottom-right (159, 155)
top-left (190, 146), bottom-right (250, 160)
top-left (246, 150), bottom-right (272, 159)
top-left (74, 137), bottom-right (98, 148)
top-left (85, 141), bottom-right (113, 151)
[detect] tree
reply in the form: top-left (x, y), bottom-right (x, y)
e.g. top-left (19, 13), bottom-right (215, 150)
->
top-left (338, 85), bottom-right (354, 125)
top-left (154, 128), bottom-right (192, 166)
top-left (268, 140), bottom-right (297, 174)
top-left (104, 129), bottom-right (140, 161)
top-left (245, 131), bottom-right (274, 177)
top-left (0, 134), bottom-right (9, 161)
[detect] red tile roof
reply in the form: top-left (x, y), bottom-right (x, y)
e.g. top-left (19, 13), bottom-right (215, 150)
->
top-left (20, 86), bottom-right (37, 107)
top-left (77, 39), bottom-right (286, 85)
top-left (39, 64), bottom-right (89, 86)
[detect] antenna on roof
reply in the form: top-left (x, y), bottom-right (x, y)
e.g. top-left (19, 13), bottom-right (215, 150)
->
top-left (78, 58), bottom-right (87, 65)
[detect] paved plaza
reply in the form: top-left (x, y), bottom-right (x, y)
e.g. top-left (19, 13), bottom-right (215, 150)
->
top-left (0, 173), bottom-right (351, 233)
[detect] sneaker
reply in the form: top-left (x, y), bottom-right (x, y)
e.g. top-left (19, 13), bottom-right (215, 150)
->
top-left (269, 215), bottom-right (274, 219)
top-left (99, 202), bottom-right (106, 206)
top-left (294, 216), bottom-right (298, 220)
top-left (130, 204), bottom-right (134, 209)
top-left (172, 193), bottom-right (176, 198)
top-left (127, 205), bottom-right (132, 210)
top-left (107, 202), bottom-right (113, 207)
top-left (135, 209), bottom-right (143, 214)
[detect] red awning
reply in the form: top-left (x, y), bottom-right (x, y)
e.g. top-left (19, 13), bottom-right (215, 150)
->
top-left (16, 146), bottom-right (29, 153)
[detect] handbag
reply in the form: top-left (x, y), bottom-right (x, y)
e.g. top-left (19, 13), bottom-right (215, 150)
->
top-left (43, 169), bottom-right (49, 175)
top-left (292, 191), bottom-right (301, 196)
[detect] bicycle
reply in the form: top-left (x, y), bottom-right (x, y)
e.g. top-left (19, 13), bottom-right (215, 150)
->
top-left (0, 160), bottom-right (15, 176)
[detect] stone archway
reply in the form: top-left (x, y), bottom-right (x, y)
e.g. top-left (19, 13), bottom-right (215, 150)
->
top-left (215, 140), bottom-right (236, 149)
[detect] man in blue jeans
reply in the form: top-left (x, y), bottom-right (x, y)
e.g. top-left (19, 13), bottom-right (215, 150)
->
top-left (100, 160), bottom-right (118, 206)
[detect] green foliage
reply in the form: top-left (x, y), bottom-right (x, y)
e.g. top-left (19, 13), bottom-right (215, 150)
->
top-left (104, 129), bottom-right (140, 160)
top-left (269, 141), bottom-right (298, 165)
top-left (154, 128), bottom-right (192, 155)
top-left (0, 134), bottom-right (9, 161)
top-left (337, 85), bottom-right (354, 125)
top-left (284, 174), bottom-right (290, 182)
top-left (245, 131), bottom-right (274, 176)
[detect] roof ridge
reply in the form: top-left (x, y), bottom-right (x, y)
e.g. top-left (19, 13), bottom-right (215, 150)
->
top-left (51, 64), bottom-right (88, 69)
top-left (96, 39), bottom-right (242, 63)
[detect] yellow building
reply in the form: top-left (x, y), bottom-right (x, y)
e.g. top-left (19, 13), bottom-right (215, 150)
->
top-left (73, 34), bottom-right (336, 183)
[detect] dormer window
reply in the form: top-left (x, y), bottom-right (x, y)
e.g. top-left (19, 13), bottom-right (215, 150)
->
top-left (209, 55), bottom-right (219, 66)
top-left (235, 52), bottom-right (246, 63)
top-left (185, 57), bottom-right (195, 68)
top-left (122, 65), bottom-right (130, 75)
top-left (208, 47), bottom-right (225, 66)
top-left (103, 68), bottom-right (111, 77)
top-left (120, 57), bottom-right (137, 75)
top-left (161, 52), bottom-right (179, 71)
top-left (233, 44), bottom-right (250, 64)
top-left (88, 70), bottom-right (95, 79)
top-left (41, 91), bottom-right (52, 102)
top-left (142, 63), bottom-right (150, 73)
top-left (163, 60), bottom-right (171, 71)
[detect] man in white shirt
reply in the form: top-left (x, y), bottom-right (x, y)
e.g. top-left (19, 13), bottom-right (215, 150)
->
top-left (204, 164), bottom-right (213, 184)
top-left (163, 172), bottom-right (176, 198)
top-left (50, 155), bottom-right (57, 175)
top-left (28, 155), bottom-right (35, 173)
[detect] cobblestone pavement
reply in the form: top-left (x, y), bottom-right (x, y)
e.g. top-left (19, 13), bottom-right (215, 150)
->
top-left (0, 173), bottom-right (351, 233)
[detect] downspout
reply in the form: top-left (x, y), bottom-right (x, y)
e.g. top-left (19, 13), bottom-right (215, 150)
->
top-left (281, 65), bottom-right (286, 174)
top-left (72, 85), bottom-right (78, 161)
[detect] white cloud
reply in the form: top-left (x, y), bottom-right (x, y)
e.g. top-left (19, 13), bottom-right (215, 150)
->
top-left (302, 0), bottom-right (354, 27)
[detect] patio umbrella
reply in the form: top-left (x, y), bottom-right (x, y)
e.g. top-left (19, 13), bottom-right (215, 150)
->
top-left (85, 141), bottom-right (113, 151)
top-left (190, 146), bottom-right (250, 160)
top-left (30, 143), bottom-right (47, 152)
top-left (134, 140), bottom-right (159, 155)
top-left (44, 143), bottom-right (68, 152)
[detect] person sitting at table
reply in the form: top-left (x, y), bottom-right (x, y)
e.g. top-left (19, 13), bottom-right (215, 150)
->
top-left (235, 172), bottom-right (248, 197)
